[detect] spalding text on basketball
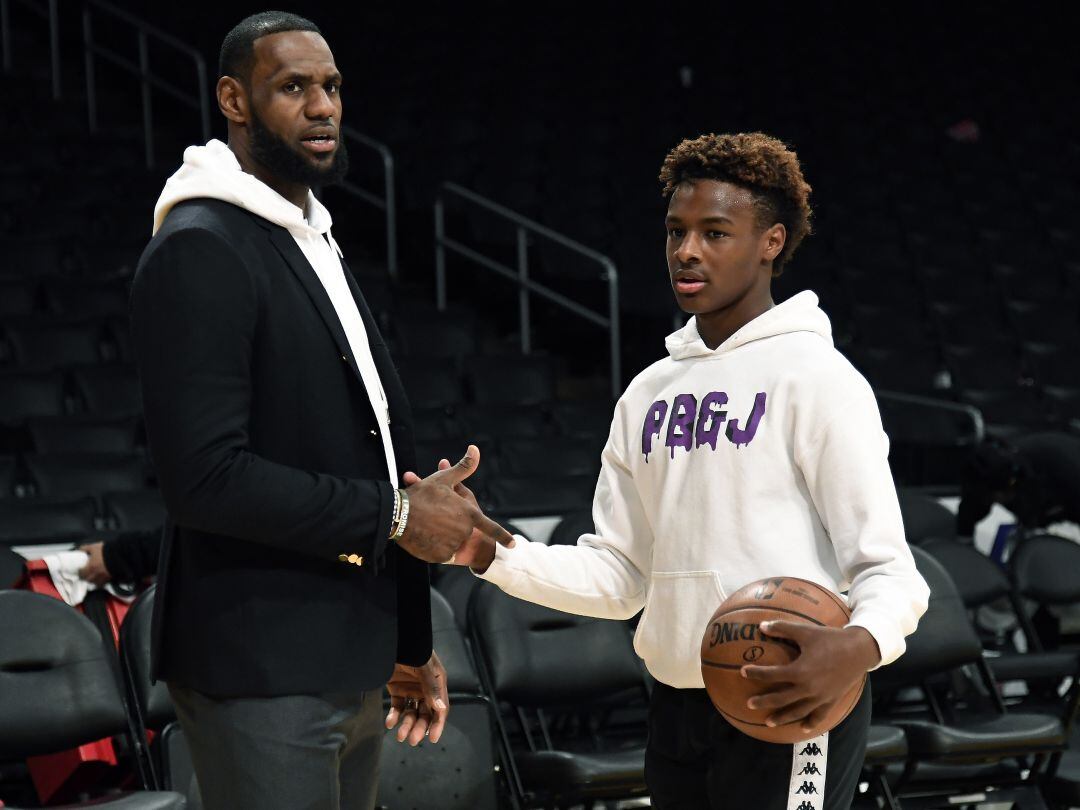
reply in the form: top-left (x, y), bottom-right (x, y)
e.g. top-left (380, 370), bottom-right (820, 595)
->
top-left (706, 620), bottom-right (798, 650)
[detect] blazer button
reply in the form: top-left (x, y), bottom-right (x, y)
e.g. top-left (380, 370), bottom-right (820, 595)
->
top-left (342, 354), bottom-right (349, 363)
top-left (338, 554), bottom-right (349, 563)
top-left (369, 430), bottom-right (377, 437)
top-left (347, 554), bottom-right (360, 564)
top-left (354, 556), bottom-right (364, 567)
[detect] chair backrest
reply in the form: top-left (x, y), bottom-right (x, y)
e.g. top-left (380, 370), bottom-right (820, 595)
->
top-left (24, 452), bottom-right (148, 498)
top-left (0, 370), bottom-right (67, 422)
top-left (0, 546), bottom-right (25, 589)
top-left (871, 545), bottom-right (984, 693)
top-left (431, 588), bottom-right (481, 694)
top-left (0, 590), bottom-right (129, 757)
top-left (0, 453), bottom-right (16, 498)
top-left (468, 581), bottom-right (643, 707)
top-left (104, 489), bottom-right (166, 533)
top-left (897, 490), bottom-right (957, 544)
top-left (921, 538), bottom-right (1011, 608)
top-left (0, 496), bottom-right (98, 545)
top-left (27, 416), bottom-right (139, 454)
top-left (548, 508), bottom-right (594, 546)
top-left (119, 584), bottom-right (175, 730)
top-left (1010, 533), bottom-right (1080, 606)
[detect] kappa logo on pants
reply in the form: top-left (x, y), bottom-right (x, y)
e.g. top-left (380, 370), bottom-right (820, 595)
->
top-left (798, 762), bottom-right (821, 776)
top-left (795, 803), bottom-right (817, 810)
top-left (799, 742), bottom-right (823, 756)
top-left (787, 731), bottom-right (828, 810)
top-left (795, 782), bottom-right (818, 795)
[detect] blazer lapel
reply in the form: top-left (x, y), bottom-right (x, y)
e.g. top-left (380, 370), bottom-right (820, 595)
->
top-left (264, 226), bottom-right (369, 388)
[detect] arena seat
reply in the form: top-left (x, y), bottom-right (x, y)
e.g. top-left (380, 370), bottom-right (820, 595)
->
top-left (0, 497), bottom-right (98, 546)
top-left (0, 279), bottom-right (39, 317)
top-left (896, 490), bottom-right (957, 545)
top-left (70, 366), bottom-right (143, 417)
top-left (922, 538), bottom-right (1080, 716)
top-left (0, 546), bottom-right (25, 589)
top-left (0, 454), bottom-right (16, 498)
top-left (395, 359), bottom-right (465, 411)
top-left (27, 416), bottom-right (140, 454)
top-left (457, 404), bottom-right (552, 444)
top-left (118, 586), bottom-right (193, 796)
top-left (498, 437), bottom-right (601, 478)
top-left (103, 490), bottom-right (166, 534)
top-left (5, 320), bottom-right (110, 368)
top-left (485, 474), bottom-right (594, 517)
top-left (859, 725), bottom-right (907, 810)
top-left (0, 590), bottom-right (186, 808)
top-left (549, 399), bottom-right (615, 441)
top-left (548, 507), bottom-right (594, 546)
top-left (465, 355), bottom-right (555, 407)
top-left (0, 370), bottom-right (68, 423)
top-left (871, 546), bottom-right (1067, 806)
top-left (44, 278), bottom-right (130, 318)
top-left (23, 452), bottom-right (150, 498)
top-left (467, 581), bottom-right (648, 808)
top-left (376, 589), bottom-right (500, 810)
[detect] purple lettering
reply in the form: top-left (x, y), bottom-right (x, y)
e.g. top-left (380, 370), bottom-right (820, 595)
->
top-left (726, 392), bottom-right (767, 448)
top-left (694, 391), bottom-right (729, 450)
top-left (641, 400), bottom-right (669, 462)
top-left (665, 394), bottom-right (698, 458)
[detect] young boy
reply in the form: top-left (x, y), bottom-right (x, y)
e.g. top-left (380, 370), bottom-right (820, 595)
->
top-left (439, 133), bottom-right (930, 809)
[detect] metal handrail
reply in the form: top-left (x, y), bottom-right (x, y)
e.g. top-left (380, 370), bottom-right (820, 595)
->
top-left (1, 0), bottom-right (60, 99)
top-left (336, 126), bottom-right (398, 279)
top-left (435, 182), bottom-right (621, 399)
top-left (82, 0), bottom-right (210, 169)
top-left (876, 389), bottom-right (985, 444)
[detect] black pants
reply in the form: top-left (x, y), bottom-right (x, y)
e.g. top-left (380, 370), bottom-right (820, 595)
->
top-left (646, 681), bottom-right (871, 810)
top-left (168, 683), bottom-right (384, 810)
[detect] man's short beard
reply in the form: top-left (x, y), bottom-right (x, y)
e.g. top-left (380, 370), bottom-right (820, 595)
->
top-left (248, 109), bottom-right (349, 190)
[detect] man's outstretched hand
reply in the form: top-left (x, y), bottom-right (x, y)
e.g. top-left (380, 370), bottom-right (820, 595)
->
top-left (402, 453), bottom-right (511, 571)
top-left (396, 445), bottom-right (515, 564)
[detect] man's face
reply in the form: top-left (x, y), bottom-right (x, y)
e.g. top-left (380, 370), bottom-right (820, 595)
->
top-left (665, 180), bottom-right (772, 315)
top-left (246, 30), bottom-right (348, 187)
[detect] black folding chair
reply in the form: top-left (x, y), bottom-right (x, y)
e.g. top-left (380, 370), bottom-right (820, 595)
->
top-left (376, 588), bottom-right (502, 810)
top-left (0, 590), bottom-right (186, 808)
top-left (871, 546), bottom-right (1067, 809)
top-left (468, 581), bottom-right (648, 809)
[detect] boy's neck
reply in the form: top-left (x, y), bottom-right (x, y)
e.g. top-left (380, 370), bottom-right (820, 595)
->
top-left (695, 288), bottom-right (775, 350)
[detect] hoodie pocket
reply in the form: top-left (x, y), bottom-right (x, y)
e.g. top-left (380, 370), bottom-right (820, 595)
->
top-left (634, 571), bottom-right (727, 689)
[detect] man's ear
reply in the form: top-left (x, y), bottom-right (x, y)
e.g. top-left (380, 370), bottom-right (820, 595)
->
top-left (761, 223), bottom-right (786, 264)
top-left (217, 76), bottom-right (248, 125)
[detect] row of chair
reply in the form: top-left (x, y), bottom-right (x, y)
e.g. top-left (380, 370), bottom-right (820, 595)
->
top-left (0, 367), bottom-right (142, 425)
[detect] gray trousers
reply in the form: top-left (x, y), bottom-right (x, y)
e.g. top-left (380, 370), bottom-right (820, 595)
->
top-left (167, 683), bottom-right (384, 810)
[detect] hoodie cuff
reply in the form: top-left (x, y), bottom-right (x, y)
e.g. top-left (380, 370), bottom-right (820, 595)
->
top-left (471, 534), bottom-right (526, 586)
top-left (846, 610), bottom-right (906, 670)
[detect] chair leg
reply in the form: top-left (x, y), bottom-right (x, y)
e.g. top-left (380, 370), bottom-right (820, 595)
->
top-left (876, 770), bottom-right (901, 810)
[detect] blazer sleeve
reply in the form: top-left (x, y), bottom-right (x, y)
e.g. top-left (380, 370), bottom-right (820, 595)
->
top-left (130, 226), bottom-right (395, 562)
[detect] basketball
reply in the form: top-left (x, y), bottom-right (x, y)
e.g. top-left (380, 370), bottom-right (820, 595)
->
top-left (700, 577), bottom-right (866, 744)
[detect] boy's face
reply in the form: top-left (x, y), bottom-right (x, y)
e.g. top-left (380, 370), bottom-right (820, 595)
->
top-left (665, 179), bottom-right (782, 316)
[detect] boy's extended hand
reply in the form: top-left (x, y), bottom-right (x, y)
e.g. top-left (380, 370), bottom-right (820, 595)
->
top-left (741, 621), bottom-right (880, 734)
top-left (401, 454), bottom-right (512, 570)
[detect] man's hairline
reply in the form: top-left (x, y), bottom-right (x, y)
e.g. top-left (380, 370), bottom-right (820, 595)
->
top-left (223, 28), bottom-right (333, 89)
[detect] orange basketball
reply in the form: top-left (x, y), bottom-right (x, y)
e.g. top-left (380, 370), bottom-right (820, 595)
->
top-left (699, 576), bottom-right (865, 744)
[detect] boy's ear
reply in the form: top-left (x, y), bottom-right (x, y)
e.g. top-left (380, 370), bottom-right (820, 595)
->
top-left (762, 223), bottom-right (787, 263)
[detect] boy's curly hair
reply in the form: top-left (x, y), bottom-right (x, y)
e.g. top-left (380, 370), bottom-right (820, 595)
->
top-left (659, 133), bottom-right (813, 276)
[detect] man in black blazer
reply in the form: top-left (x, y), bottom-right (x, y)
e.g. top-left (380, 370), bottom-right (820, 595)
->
top-left (130, 11), bottom-right (513, 810)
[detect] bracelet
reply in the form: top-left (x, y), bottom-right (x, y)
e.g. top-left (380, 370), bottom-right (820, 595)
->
top-left (389, 488), bottom-right (403, 539)
top-left (390, 489), bottom-right (410, 540)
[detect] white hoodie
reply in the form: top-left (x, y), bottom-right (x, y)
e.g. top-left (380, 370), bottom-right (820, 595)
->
top-left (152, 140), bottom-right (398, 485)
top-left (479, 291), bottom-right (930, 689)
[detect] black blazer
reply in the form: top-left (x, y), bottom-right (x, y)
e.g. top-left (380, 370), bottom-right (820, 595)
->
top-left (130, 198), bottom-right (431, 698)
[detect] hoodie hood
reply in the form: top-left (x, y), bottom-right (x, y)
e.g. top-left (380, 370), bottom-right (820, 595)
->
top-left (152, 139), bottom-right (336, 247)
top-left (664, 290), bottom-right (832, 361)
